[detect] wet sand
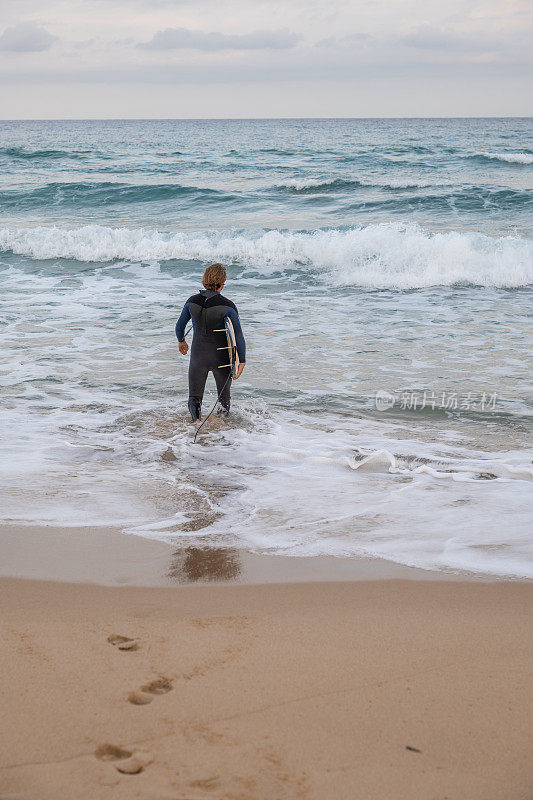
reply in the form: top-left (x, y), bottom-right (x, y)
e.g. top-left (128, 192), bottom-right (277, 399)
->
top-left (0, 524), bottom-right (482, 586)
top-left (0, 527), bottom-right (532, 799)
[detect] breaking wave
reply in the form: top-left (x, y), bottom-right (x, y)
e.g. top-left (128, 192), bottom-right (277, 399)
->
top-left (277, 177), bottom-right (439, 192)
top-left (470, 152), bottom-right (533, 165)
top-left (1, 222), bottom-right (531, 289)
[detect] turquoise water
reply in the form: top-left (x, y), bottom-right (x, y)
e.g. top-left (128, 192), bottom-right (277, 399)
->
top-left (1, 118), bottom-right (532, 577)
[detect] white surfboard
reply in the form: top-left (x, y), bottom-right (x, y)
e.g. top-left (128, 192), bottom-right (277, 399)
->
top-left (215, 317), bottom-right (239, 378)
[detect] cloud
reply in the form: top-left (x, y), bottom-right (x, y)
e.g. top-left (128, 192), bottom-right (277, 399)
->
top-left (0, 21), bottom-right (58, 52)
top-left (401, 24), bottom-right (495, 53)
top-left (4, 47), bottom-right (531, 88)
top-left (138, 27), bottom-right (300, 51)
top-left (316, 33), bottom-right (372, 48)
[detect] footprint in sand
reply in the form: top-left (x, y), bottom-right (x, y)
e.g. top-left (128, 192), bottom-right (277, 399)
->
top-left (107, 633), bottom-right (139, 651)
top-left (94, 743), bottom-right (152, 774)
top-left (127, 677), bottom-right (173, 706)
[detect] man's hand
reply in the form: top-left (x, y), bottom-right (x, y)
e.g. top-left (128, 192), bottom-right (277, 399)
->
top-left (234, 362), bottom-right (245, 380)
top-left (178, 341), bottom-right (189, 355)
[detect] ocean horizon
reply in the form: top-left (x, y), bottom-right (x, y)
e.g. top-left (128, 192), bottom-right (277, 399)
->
top-left (2, 115), bottom-right (531, 119)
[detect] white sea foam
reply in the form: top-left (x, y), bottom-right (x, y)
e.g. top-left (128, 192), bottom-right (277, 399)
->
top-left (279, 177), bottom-right (438, 190)
top-left (2, 389), bottom-right (532, 576)
top-left (378, 179), bottom-right (437, 188)
top-left (281, 178), bottom-right (335, 190)
top-left (126, 415), bottom-right (533, 579)
top-left (1, 222), bottom-right (531, 289)
top-left (476, 152), bottom-right (533, 165)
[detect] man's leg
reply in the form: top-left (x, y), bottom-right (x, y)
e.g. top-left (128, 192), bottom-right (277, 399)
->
top-left (213, 365), bottom-right (232, 413)
top-left (188, 358), bottom-right (209, 421)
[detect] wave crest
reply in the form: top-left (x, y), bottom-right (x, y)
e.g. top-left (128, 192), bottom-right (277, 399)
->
top-left (277, 177), bottom-right (438, 193)
top-left (471, 152), bottom-right (533, 165)
top-left (1, 222), bottom-right (531, 289)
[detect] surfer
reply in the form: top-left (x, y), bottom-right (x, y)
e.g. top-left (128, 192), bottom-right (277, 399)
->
top-left (175, 263), bottom-right (246, 422)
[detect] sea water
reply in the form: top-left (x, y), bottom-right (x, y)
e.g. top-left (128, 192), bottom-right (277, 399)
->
top-left (1, 118), bottom-right (532, 578)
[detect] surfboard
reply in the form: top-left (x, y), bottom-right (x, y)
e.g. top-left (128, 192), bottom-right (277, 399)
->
top-left (215, 317), bottom-right (239, 378)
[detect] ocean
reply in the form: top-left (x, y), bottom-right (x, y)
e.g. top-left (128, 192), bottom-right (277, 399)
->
top-left (1, 117), bottom-right (532, 578)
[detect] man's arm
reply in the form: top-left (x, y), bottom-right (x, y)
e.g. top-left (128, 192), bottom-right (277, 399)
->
top-left (175, 302), bottom-right (191, 342)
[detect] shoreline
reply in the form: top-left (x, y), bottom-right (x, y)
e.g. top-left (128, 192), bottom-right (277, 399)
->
top-left (0, 524), bottom-right (516, 587)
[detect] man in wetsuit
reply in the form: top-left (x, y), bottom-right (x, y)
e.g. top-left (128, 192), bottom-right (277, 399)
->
top-left (175, 263), bottom-right (246, 422)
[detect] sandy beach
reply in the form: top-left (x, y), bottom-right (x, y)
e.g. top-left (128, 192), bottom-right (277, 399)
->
top-left (1, 528), bottom-right (532, 800)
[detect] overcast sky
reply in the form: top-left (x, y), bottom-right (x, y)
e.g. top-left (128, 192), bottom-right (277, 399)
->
top-left (0, 0), bottom-right (531, 118)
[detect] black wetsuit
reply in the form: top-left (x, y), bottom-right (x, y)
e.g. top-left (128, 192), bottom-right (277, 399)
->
top-left (175, 289), bottom-right (246, 420)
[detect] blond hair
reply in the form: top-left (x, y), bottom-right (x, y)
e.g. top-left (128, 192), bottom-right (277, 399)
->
top-left (202, 263), bottom-right (226, 291)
